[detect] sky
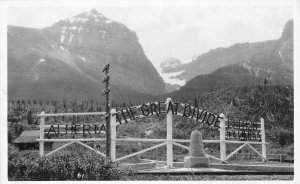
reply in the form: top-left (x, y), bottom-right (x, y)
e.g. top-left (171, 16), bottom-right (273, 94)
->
top-left (7, 4), bottom-right (293, 68)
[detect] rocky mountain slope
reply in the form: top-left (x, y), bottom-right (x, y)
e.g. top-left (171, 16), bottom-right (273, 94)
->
top-left (168, 62), bottom-right (292, 101)
top-left (8, 9), bottom-right (166, 101)
top-left (161, 20), bottom-right (293, 86)
top-left (167, 20), bottom-right (293, 101)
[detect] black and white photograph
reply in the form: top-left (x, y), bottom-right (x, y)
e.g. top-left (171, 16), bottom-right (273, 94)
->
top-left (0, 0), bottom-right (299, 182)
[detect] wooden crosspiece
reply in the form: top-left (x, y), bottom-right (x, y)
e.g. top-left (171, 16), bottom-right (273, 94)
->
top-left (45, 141), bottom-right (105, 157)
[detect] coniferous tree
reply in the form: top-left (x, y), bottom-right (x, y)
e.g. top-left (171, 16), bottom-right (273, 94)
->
top-left (63, 99), bottom-right (67, 109)
top-left (194, 96), bottom-right (198, 108)
top-left (17, 99), bottom-right (21, 111)
top-left (8, 131), bottom-right (12, 144)
top-left (54, 103), bottom-right (58, 122)
top-left (27, 110), bottom-right (33, 124)
top-left (90, 101), bottom-right (94, 112)
top-left (264, 77), bottom-right (268, 86)
top-left (17, 125), bottom-right (23, 136)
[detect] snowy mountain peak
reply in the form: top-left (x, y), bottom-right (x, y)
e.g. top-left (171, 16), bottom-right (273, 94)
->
top-left (62, 9), bottom-right (115, 25)
top-left (158, 57), bottom-right (186, 91)
top-left (160, 57), bottom-right (181, 69)
top-left (80, 9), bottom-right (106, 19)
top-left (47, 9), bottom-right (121, 48)
top-left (85, 9), bottom-right (103, 17)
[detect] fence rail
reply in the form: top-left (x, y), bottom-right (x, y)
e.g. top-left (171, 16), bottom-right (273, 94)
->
top-left (37, 98), bottom-right (267, 165)
top-left (37, 112), bottom-right (107, 117)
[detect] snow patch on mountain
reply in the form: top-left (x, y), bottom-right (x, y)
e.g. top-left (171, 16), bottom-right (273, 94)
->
top-left (159, 69), bottom-right (186, 86)
top-left (39, 58), bottom-right (46, 63)
top-left (69, 34), bottom-right (74, 45)
top-left (60, 34), bottom-right (65, 44)
top-left (60, 45), bottom-right (66, 51)
top-left (99, 30), bottom-right (106, 38)
top-left (278, 51), bottom-right (282, 58)
top-left (65, 9), bottom-right (115, 25)
top-left (105, 20), bottom-right (114, 24)
top-left (158, 57), bottom-right (186, 86)
top-left (160, 57), bottom-right (181, 68)
top-left (84, 9), bottom-right (105, 18)
top-left (68, 17), bottom-right (88, 24)
top-left (192, 54), bottom-right (200, 61)
top-left (61, 27), bottom-right (67, 34)
top-left (243, 62), bottom-right (252, 73)
top-left (61, 26), bottom-right (84, 32)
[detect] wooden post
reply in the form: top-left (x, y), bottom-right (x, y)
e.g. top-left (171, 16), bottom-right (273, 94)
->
top-left (102, 64), bottom-right (111, 159)
top-left (39, 111), bottom-right (45, 157)
top-left (110, 109), bottom-right (116, 162)
top-left (280, 154), bottom-right (282, 163)
top-left (166, 98), bottom-right (173, 168)
top-left (261, 118), bottom-right (267, 162)
top-left (219, 113), bottom-right (226, 162)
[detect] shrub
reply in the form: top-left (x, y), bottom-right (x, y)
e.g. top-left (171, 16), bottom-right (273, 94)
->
top-left (269, 128), bottom-right (293, 148)
top-left (8, 150), bottom-right (132, 181)
top-left (8, 144), bottom-right (19, 160)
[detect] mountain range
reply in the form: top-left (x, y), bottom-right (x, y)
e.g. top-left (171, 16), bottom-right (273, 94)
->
top-left (160, 20), bottom-right (293, 93)
top-left (8, 9), bottom-right (293, 103)
top-left (8, 9), bottom-right (165, 102)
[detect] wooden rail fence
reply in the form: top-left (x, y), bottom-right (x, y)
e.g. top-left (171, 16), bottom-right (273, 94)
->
top-left (37, 98), bottom-right (267, 166)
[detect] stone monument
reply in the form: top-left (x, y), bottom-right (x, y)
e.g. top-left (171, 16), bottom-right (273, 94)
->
top-left (184, 130), bottom-right (210, 168)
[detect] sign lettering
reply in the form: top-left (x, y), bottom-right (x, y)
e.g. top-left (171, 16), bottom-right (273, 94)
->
top-left (226, 119), bottom-right (261, 141)
top-left (112, 101), bottom-right (220, 128)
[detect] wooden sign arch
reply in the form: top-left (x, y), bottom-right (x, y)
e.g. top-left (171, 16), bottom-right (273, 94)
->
top-left (112, 98), bottom-right (222, 129)
top-left (37, 98), bottom-right (267, 167)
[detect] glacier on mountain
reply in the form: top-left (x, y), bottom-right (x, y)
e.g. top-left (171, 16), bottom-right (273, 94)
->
top-left (159, 69), bottom-right (185, 86)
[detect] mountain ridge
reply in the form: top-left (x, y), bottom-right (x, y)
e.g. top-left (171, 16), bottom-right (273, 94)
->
top-left (8, 9), bottom-right (166, 101)
top-left (160, 20), bottom-right (293, 87)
